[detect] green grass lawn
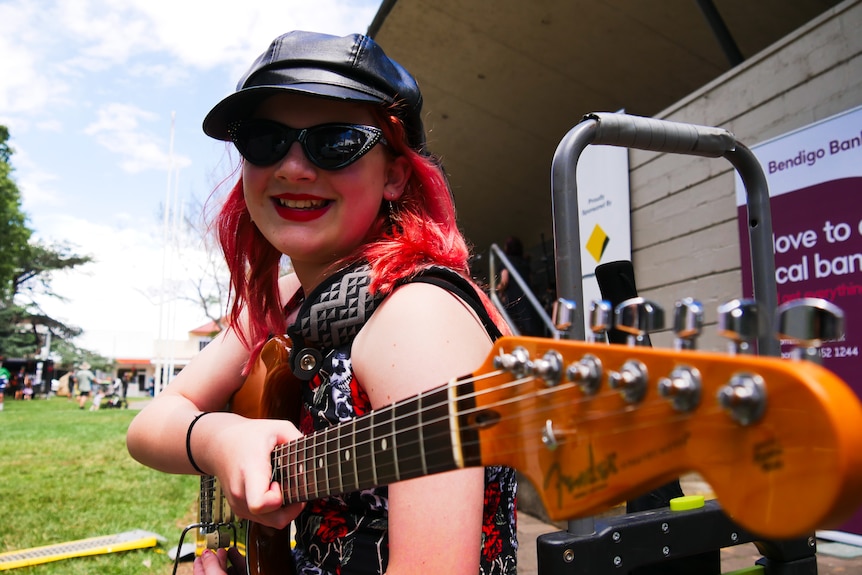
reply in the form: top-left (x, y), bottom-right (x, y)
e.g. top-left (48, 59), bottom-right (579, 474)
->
top-left (0, 396), bottom-right (198, 574)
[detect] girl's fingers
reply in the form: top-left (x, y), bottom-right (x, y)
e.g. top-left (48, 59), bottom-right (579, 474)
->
top-left (194, 548), bottom-right (229, 575)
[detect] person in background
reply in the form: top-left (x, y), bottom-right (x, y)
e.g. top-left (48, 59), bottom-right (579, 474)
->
top-left (13, 370), bottom-right (27, 400)
top-left (8, 367), bottom-right (23, 400)
top-left (496, 236), bottom-right (542, 336)
top-left (119, 372), bottom-right (131, 408)
top-left (21, 376), bottom-right (34, 400)
top-left (75, 362), bottom-right (95, 410)
top-left (90, 384), bottom-right (105, 411)
top-left (0, 361), bottom-right (9, 411)
top-left (127, 31), bottom-right (517, 575)
top-left (67, 372), bottom-right (77, 400)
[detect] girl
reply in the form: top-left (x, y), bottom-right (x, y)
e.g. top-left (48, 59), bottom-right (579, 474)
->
top-left (127, 31), bottom-right (517, 575)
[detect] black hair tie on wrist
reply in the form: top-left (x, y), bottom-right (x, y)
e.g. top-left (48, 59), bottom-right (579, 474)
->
top-left (186, 412), bottom-right (211, 475)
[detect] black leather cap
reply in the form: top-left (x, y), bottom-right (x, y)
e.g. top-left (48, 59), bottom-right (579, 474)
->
top-left (203, 31), bottom-right (426, 151)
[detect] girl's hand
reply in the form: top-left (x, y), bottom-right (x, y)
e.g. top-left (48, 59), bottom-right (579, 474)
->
top-left (198, 416), bottom-right (306, 529)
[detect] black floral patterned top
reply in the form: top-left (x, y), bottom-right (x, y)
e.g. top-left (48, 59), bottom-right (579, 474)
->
top-left (286, 263), bottom-right (518, 575)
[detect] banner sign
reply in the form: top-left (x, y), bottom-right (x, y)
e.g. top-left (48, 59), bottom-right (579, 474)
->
top-left (578, 141), bottom-right (631, 335)
top-left (735, 104), bottom-right (862, 534)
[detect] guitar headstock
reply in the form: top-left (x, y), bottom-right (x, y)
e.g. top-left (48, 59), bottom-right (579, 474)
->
top-left (469, 297), bottom-right (862, 539)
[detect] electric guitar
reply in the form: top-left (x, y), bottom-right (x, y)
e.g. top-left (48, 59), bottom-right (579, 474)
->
top-left (194, 333), bottom-right (862, 575)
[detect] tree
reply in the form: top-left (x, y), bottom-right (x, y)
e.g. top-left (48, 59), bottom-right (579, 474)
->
top-left (172, 193), bottom-right (293, 332)
top-left (49, 337), bottom-right (113, 374)
top-left (0, 124), bottom-right (105, 370)
top-left (0, 126), bottom-right (32, 301)
top-left (0, 302), bottom-right (34, 358)
top-left (180, 194), bottom-right (231, 330)
top-left (13, 240), bottom-right (93, 305)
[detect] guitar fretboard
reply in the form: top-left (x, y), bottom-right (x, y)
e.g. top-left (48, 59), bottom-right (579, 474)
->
top-left (272, 379), bottom-right (481, 503)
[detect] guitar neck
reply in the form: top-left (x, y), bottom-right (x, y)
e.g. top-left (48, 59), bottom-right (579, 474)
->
top-left (272, 381), bottom-right (481, 503)
top-left (258, 334), bottom-right (862, 540)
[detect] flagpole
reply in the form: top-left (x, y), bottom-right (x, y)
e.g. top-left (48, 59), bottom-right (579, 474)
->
top-left (156, 111), bottom-right (176, 396)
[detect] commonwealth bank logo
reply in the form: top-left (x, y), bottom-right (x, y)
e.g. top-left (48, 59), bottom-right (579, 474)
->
top-left (586, 224), bottom-right (609, 263)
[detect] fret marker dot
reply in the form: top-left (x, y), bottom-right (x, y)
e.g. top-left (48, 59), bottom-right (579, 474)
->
top-left (318, 458), bottom-right (324, 468)
top-left (381, 438), bottom-right (387, 450)
top-left (344, 450), bottom-right (351, 462)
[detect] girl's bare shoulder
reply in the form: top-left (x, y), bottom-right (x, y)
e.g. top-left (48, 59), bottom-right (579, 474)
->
top-left (352, 281), bottom-right (493, 405)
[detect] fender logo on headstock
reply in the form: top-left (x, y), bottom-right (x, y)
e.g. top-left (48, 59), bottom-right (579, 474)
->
top-left (544, 445), bottom-right (618, 508)
top-left (753, 438), bottom-right (784, 472)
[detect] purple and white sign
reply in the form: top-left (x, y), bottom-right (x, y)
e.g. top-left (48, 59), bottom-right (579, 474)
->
top-left (735, 104), bottom-right (862, 535)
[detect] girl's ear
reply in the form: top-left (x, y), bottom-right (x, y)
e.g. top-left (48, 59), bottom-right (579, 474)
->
top-left (383, 155), bottom-right (411, 201)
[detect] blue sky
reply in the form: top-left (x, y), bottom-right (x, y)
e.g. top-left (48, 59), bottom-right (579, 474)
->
top-left (1, 0), bottom-right (382, 358)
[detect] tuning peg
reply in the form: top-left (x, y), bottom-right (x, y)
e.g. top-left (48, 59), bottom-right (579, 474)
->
top-left (531, 350), bottom-right (564, 387)
top-left (589, 299), bottom-right (613, 343)
top-left (614, 297), bottom-right (665, 346)
top-left (494, 347), bottom-right (564, 387)
top-left (608, 359), bottom-right (648, 404)
top-left (493, 346), bottom-right (532, 379)
top-left (717, 299), bottom-right (763, 355)
top-left (717, 373), bottom-right (767, 426)
top-left (658, 365), bottom-right (702, 412)
top-left (673, 298), bottom-right (704, 350)
top-left (566, 354), bottom-right (603, 395)
top-left (776, 298), bottom-right (845, 363)
top-left (552, 298), bottom-right (577, 332)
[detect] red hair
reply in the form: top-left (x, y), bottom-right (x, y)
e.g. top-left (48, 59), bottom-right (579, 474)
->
top-left (216, 105), bottom-right (508, 365)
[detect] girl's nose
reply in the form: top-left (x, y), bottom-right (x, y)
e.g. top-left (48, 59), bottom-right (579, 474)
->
top-left (273, 142), bottom-right (317, 181)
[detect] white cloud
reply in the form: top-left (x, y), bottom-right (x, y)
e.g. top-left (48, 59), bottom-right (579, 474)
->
top-left (6, 144), bottom-right (66, 212)
top-left (127, 0), bottom-right (381, 69)
top-left (83, 103), bottom-right (192, 173)
top-left (17, 170), bottom-right (64, 213)
top-left (32, 213), bottom-right (211, 357)
top-left (35, 119), bottom-right (63, 132)
top-left (1, 0), bottom-right (380, 100)
top-left (0, 4), bottom-right (67, 116)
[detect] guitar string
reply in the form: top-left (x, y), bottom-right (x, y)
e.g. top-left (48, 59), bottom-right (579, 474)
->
top-left (273, 368), bottom-right (726, 502)
top-left (272, 369), bottom-right (518, 500)
top-left (273, 371), bottom-right (720, 500)
top-left (273, 372), bottom-right (503, 499)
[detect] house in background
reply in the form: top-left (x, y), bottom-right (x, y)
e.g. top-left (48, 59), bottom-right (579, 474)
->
top-left (118, 320), bottom-right (221, 396)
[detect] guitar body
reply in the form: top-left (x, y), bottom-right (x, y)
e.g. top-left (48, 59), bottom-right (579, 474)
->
top-left (229, 335), bottom-right (300, 575)
top-left (193, 355), bottom-right (266, 562)
top-left (209, 336), bottom-right (301, 575)
top-left (245, 522), bottom-right (295, 575)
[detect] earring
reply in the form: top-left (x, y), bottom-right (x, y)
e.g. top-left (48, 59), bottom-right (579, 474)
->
top-left (386, 196), bottom-right (403, 226)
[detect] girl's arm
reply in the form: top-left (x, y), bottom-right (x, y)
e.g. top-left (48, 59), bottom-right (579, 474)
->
top-left (126, 274), bottom-right (304, 529)
top-left (352, 281), bottom-right (497, 575)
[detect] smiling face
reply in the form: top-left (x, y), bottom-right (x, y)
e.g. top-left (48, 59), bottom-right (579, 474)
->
top-left (240, 92), bottom-right (409, 288)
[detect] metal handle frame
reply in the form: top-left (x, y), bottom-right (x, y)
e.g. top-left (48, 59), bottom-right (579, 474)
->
top-left (551, 112), bottom-right (779, 357)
